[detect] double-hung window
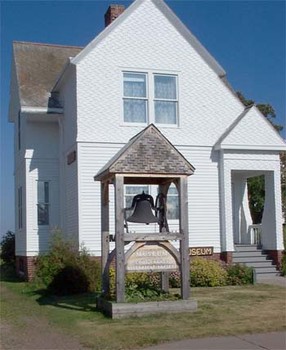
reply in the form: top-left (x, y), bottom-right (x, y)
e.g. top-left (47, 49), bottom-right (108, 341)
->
top-left (123, 73), bottom-right (147, 123)
top-left (37, 181), bottom-right (49, 226)
top-left (123, 72), bottom-right (178, 125)
top-left (154, 74), bottom-right (178, 125)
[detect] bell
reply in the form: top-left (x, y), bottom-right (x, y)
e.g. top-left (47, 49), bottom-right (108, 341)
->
top-left (126, 192), bottom-right (159, 224)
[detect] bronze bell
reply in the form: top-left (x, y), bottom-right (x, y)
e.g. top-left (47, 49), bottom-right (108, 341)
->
top-left (126, 192), bottom-right (158, 224)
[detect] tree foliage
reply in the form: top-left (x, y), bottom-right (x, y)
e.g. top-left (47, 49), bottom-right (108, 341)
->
top-left (0, 231), bottom-right (15, 265)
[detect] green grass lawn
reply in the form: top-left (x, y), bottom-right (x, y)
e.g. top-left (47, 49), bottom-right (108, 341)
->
top-left (1, 265), bottom-right (286, 350)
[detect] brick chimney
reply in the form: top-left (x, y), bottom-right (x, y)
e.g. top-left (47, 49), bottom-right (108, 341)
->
top-left (105, 4), bottom-right (125, 27)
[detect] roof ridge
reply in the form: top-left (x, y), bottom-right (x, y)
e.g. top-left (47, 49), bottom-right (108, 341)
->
top-left (13, 41), bottom-right (84, 49)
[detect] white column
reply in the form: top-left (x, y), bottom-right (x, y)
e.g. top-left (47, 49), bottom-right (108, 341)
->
top-left (261, 171), bottom-right (284, 250)
top-left (232, 175), bottom-right (252, 244)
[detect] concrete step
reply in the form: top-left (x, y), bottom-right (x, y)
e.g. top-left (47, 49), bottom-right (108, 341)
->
top-left (254, 267), bottom-right (278, 275)
top-left (233, 245), bottom-right (279, 277)
top-left (235, 245), bottom-right (261, 252)
top-left (233, 251), bottom-right (264, 258)
top-left (244, 261), bottom-right (275, 268)
top-left (233, 256), bottom-right (271, 263)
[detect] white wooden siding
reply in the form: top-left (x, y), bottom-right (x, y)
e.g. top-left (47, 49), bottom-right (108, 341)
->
top-left (64, 153), bottom-right (79, 242)
top-left (25, 158), bottom-right (60, 254)
top-left (14, 158), bottom-right (26, 256)
top-left (59, 66), bottom-right (79, 242)
top-left (76, 0), bottom-right (243, 147)
top-left (78, 143), bottom-right (222, 255)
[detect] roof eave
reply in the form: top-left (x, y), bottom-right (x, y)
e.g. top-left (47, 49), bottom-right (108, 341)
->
top-left (216, 144), bottom-right (286, 151)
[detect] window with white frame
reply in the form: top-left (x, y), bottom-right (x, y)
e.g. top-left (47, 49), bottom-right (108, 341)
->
top-left (18, 187), bottom-right (23, 229)
top-left (123, 72), bottom-right (178, 125)
top-left (37, 181), bottom-right (49, 226)
top-left (154, 74), bottom-right (178, 124)
top-left (123, 72), bottom-right (147, 123)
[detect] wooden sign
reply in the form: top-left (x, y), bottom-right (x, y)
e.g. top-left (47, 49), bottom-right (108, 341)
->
top-left (126, 244), bottom-right (178, 272)
top-left (189, 247), bottom-right (213, 256)
top-left (67, 150), bottom-right (76, 165)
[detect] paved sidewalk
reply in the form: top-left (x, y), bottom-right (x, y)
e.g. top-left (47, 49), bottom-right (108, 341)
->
top-left (141, 331), bottom-right (286, 350)
top-left (141, 277), bottom-right (286, 349)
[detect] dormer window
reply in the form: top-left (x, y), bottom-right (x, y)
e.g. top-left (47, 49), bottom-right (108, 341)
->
top-left (123, 71), bottom-right (178, 126)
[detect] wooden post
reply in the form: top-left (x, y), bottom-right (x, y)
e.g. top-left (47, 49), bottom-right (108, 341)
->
top-left (158, 182), bottom-right (171, 233)
top-left (115, 174), bottom-right (125, 302)
top-left (101, 181), bottom-right (110, 295)
top-left (178, 176), bottom-right (190, 299)
top-left (158, 182), bottom-right (171, 291)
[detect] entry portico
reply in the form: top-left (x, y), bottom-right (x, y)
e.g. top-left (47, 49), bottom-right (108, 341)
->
top-left (215, 106), bottom-right (285, 265)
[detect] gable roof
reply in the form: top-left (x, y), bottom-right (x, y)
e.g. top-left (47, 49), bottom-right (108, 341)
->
top-left (214, 105), bottom-right (286, 151)
top-left (72, 0), bottom-right (226, 78)
top-left (12, 41), bottom-right (82, 109)
top-left (94, 124), bottom-right (195, 181)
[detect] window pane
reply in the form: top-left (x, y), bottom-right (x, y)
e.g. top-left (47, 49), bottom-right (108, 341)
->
top-left (126, 186), bottom-right (149, 195)
top-left (38, 181), bottom-right (49, 225)
top-left (124, 73), bottom-right (146, 97)
top-left (154, 75), bottom-right (176, 99)
top-left (155, 101), bottom-right (177, 124)
top-left (166, 185), bottom-right (179, 220)
top-left (167, 196), bottom-right (179, 220)
top-left (38, 181), bottom-right (45, 203)
top-left (38, 204), bottom-right (49, 225)
top-left (44, 182), bottom-right (49, 203)
top-left (124, 99), bottom-right (147, 123)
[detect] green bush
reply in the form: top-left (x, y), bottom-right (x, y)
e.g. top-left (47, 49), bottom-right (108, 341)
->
top-left (281, 252), bottom-right (286, 276)
top-left (48, 265), bottom-right (89, 295)
top-left (108, 269), bottom-right (178, 302)
top-left (190, 258), bottom-right (228, 287)
top-left (0, 231), bottom-right (15, 265)
top-left (35, 233), bottom-right (101, 294)
top-left (169, 271), bottom-right (181, 288)
top-left (226, 264), bottom-right (253, 285)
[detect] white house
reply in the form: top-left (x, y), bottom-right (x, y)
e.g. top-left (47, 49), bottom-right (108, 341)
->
top-left (9, 0), bottom-right (286, 280)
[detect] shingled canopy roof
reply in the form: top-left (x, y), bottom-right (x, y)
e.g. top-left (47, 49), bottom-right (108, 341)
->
top-left (13, 41), bottom-right (82, 108)
top-left (94, 124), bottom-right (195, 184)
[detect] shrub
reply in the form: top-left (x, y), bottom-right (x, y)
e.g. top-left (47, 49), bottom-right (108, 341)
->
top-left (226, 264), bottom-right (253, 285)
top-left (48, 265), bottom-right (89, 295)
top-left (108, 269), bottom-right (177, 302)
top-left (169, 271), bottom-right (181, 288)
top-left (35, 233), bottom-right (101, 294)
top-left (0, 231), bottom-right (15, 265)
top-left (125, 272), bottom-right (161, 301)
top-left (190, 258), bottom-right (228, 287)
top-left (281, 252), bottom-right (286, 276)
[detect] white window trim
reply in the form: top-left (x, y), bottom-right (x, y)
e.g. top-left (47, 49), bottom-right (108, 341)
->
top-left (121, 69), bottom-right (180, 127)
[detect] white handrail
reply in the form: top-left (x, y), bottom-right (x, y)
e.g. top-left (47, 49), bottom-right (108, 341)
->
top-left (248, 224), bottom-right (262, 245)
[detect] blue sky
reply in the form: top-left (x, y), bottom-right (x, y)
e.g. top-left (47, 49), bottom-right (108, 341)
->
top-left (1, 0), bottom-right (285, 235)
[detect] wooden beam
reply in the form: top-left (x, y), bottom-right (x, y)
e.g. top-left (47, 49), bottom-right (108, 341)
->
top-left (101, 182), bottom-right (110, 295)
top-left (115, 174), bottom-right (125, 302)
top-left (124, 233), bottom-right (183, 241)
top-left (178, 176), bottom-right (190, 299)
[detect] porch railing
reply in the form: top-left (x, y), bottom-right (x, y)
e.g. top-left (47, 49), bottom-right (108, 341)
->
top-left (248, 224), bottom-right (262, 245)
